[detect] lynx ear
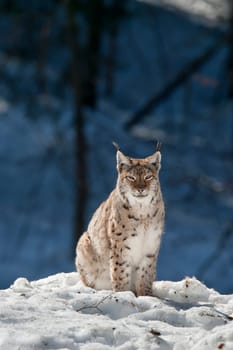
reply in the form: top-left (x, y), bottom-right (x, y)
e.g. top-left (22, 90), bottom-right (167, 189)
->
top-left (116, 150), bottom-right (130, 166)
top-left (147, 151), bottom-right (161, 168)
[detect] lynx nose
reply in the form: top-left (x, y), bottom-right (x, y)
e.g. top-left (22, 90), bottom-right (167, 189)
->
top-left (138, 188), bottom-right (145, 194)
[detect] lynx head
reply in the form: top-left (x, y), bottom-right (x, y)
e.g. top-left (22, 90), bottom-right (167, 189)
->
top-left (116, 148), bottom-right (161, 203)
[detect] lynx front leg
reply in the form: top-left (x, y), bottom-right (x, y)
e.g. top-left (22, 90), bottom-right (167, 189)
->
top-left (110, 241), bottom-right (132, 292)
top-left (135, 254), bottom-right (157, 296)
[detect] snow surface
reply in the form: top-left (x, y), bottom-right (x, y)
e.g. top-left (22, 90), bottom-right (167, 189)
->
top-left (0, 273), bottom-right (233, 350)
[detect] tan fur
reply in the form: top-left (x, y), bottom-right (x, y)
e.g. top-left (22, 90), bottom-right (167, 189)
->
top-left (76, 149), bottom-right (165, 296)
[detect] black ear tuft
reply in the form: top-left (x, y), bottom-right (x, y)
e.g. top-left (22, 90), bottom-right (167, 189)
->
top-left (156, 141), bottom-right (162, 152)
top-left (112, 141), bottom-right (120, 151)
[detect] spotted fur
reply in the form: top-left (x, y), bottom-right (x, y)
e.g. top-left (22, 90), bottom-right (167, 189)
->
top-left (76, 149), bottom-right (165, 296)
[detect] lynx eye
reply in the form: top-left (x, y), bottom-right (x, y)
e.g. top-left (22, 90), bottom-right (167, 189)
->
top-left (144, 175), bottom-right (154, 181)
top-left (126, 175), bottom-right (136, 182)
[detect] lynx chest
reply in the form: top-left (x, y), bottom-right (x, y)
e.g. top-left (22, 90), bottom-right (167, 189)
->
top-left (126, 219), bottom-right (162, 267)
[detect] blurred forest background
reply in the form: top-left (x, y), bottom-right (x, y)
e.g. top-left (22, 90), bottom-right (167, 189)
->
top-left (0, 0), bottom-right (232, 292)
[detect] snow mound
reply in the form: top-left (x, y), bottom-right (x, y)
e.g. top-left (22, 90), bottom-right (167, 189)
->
top-left (0, 273), bottom-right (233, 349)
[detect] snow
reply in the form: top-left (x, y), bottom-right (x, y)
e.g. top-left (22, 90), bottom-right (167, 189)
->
top-left (0, 273), bottom-right (233, 350)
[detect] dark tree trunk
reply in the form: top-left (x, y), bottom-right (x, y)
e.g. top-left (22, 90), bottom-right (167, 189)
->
top-left (105, 21), bottom-right (117, 97)
top-left (83, 0), bottom-right (104, 107)
top-left (105, 0), bottom-right (120, 97)
top-left (66, 0), bottom-right (88, 254)
top-left (228, 3), bottom-right (233, 98)
top-left (227, 1), bottom-right (233, 153)
top-left (37, 20), bottom-right (50, 94)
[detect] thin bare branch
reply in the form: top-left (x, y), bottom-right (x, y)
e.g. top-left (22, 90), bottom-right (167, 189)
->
top-left (75, 294), bottom-right (112, 313)
top-left (125, 35), bottom-right (228, 130)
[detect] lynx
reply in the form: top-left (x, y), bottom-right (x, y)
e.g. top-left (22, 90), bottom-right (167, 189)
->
top-left (76, 146), bottom-right (165, 296)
